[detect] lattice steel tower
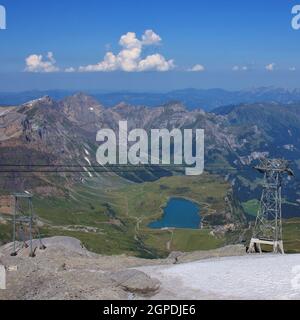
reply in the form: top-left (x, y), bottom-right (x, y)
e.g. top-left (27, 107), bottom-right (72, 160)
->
top-left (248, 158), bottom-right (294, 254)
top-left (10, 192), bottom-right (46, 257)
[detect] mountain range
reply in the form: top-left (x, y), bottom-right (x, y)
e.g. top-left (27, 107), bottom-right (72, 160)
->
top-left (1, 92), bottom-right (300, 255)
top-left (1, 92), bottom-right (300, 216)
top-left (2, 87), bottom-right (300, 111)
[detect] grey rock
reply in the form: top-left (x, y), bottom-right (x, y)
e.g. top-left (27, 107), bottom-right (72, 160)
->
top-left (110, 269), bottom-right (160, 295)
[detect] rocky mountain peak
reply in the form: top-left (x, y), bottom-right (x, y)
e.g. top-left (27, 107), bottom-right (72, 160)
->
top-left (113, 102), bottom-right (146, 112)
top-left (113, 102), bottom-right (131, 110)
top-left (60, 93), bottom-right (104, 124)
top-left (163, 101), bottom-right (186, 113)
top-left (115, 101), bottom-right (129, 108)
top-left (23, 95), bottom-right (56, 108)
top-left (63, 92), bottom-right (103, 108)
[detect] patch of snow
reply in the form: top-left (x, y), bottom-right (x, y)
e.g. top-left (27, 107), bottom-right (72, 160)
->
top-left (240, 151), bottom-right (269, 165)
top-left (0, 109), bottom-right (11, 117)
top-left (138, 254), bottom-right (300, 300)
top-left (84, 156), bottom-right (91, 166)
top-left (83, 167), bottom-right (93, 178)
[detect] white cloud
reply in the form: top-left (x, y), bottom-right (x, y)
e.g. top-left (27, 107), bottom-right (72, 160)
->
top-left (139, 54), bottom-right (175, 71)
top-left (65, 67), bottom-right (76, 73)
top-left (188, 64), bottom-right (205, 72)
top-left (79, 30), bottom-right (174, 72)
top-left (25, 52), bottom-right (59, 73)
top-left (141, 30), bottom-right (162, 45)
top-left (232, 65), bottom-right (248, 71)
top-left (265, 63), bottom-right (275, 71)
top-left (289, 66), bottom-right (296, 72)
top-left (119, 32), bottom-right (142, 50)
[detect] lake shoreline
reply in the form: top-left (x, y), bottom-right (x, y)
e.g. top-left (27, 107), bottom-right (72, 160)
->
top-left (148, 197), bottom-right (201, 230)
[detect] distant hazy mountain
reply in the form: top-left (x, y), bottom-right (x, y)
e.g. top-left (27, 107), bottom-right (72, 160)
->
top-left (95, 87), bottom-right (300, 110)
top-left (0, 90), bottom-right (75, 106)
top-left (2, 87), bottom-right (300, 111)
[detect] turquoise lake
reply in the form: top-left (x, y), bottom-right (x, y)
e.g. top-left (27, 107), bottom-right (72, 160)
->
top-left (148, 198), bottom-right (201, 229)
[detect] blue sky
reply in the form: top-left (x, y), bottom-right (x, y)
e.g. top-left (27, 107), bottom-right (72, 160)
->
top-left (0, 0), bottom-right (299, 91)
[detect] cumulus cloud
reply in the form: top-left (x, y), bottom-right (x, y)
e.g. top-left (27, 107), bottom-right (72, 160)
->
top-left (119, 31), bottom-right (142, 50)
top-left (25, 52), bottom-right (59, 73)
top-left (188, 64), bottom-right (205, 72)
top-left (79, 30), bottom-right (174, 72)
top-left (141, 30), bottom-right (162, 45)
top-left (265, 63), bottom-right (275, 71)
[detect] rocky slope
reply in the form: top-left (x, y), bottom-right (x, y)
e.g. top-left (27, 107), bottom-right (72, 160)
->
top-left (0, 236), bottom-right (246, 300)
top-left (2, 236), bottom-right (297, 300)
top-left (0, 93), bottom-right (237, 192)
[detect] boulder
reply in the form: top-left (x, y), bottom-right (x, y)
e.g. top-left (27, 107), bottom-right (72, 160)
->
top-left (110, 269), bottom-right (160, 296)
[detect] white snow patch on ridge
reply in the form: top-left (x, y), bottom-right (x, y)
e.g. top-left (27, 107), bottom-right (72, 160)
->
top-left (83, 167), bottom-right (93, 177)
top-left (84, 156), bottom-right (91, 166)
